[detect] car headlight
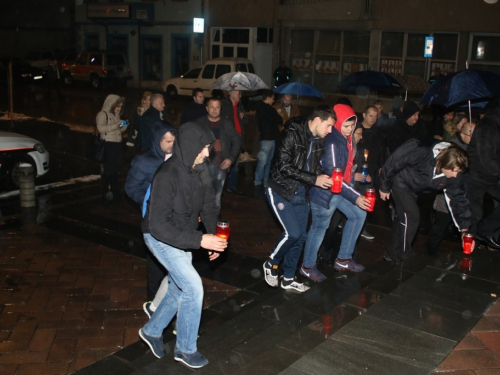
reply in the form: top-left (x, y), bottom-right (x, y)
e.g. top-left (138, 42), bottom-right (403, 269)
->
top-left (34, 143), bottom-right (46, 153)
top-left (21, 73), bottom-right (33, 78)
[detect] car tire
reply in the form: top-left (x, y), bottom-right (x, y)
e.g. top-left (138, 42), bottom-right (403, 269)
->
top-left (2, 157), bottom-right (36, 189)
top-left (63, 73), bottom-right (73, 86)
top-left (166, 85), bottom-right (178, 100)
top-left (90, 75), bottom-right (102, 90)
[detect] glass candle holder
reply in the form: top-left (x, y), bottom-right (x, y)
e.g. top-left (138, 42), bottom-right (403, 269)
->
top-left (365, 188), bottom-right (376, 212)
top-left (331, 168), bottom-right (343, 193)
top-left (216, 220), bottom-right (230, 239)
top-left (462, 232), bottom-right (474, 254)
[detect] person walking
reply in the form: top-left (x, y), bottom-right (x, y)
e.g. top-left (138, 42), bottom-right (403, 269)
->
top-left (263, 105), bottom-right (334, 292)
top-left (96, 94), bottom-right (128, 205)
top-left (139, 122), bottom-right (227, 369)
top-left (126, 91), bottom-right (152, 149)
top-left (379, 140), bottom-right (471, 263)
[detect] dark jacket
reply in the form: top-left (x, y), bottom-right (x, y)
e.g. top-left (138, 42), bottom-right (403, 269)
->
top-left (268, 117), bottom-right (323, 201)
top-left (180, 102), bottom-right (207, 125)
top-left (256, 101), bottom-right (282, 141)
top-left (125, 123), bottom-right (175, 205)
top-left (142, 122), bottom-right (218, 249)
top-left (386, 119), bottom-right (426, 154)
top-left (360, 124), bottom-right (386, 184)
top-left (467, 106), bottom-right (500, 184)
top-left (379, 139), bottom-right (471, 230)
top-left (196, 116), bottom-right (241, 164)
top-left (139, 106), bottom-right (167, 152)
top-left (309, 129), bottom-right (361, 208)
top-left (220, 97), bottom-right (248, 149)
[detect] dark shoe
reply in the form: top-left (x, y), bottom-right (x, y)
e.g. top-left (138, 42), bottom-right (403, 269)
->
top-left (476, 233), bottom-right (500, 250)
top-left (139, 329), bottom-right (166, 358)
top-left (263, 260), bottom-right (279, 287)
top-left (383, 253), bottom-right (393, 262)
top-left (143, 301), bottom-right (154, 319)
top-left (360, 229), bottom-right (375, 240)
top-left (300, 264), bottom-right (327, 282)
top-left (174, 349), bottom-right (209, 369)
top-left (227, 188), bottom-right (243, 195)
top-left (334, 258), bottom-right (365, 273)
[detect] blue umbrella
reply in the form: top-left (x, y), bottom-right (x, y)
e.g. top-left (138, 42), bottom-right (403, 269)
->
top-left (339, 71), bottom-right (403, 93)
top-left (274, 82), bottom-right (324, 98)
top-left (420, 70), bottom-right (500, 107)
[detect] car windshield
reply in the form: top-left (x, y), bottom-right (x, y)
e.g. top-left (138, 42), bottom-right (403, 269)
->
top-left (183, 68), bottom-right (201, 79)
top-left (236, 63), bottom-right (248, 72)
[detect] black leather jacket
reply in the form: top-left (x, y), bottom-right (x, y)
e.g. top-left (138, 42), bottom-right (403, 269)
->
top-left (268, 117), bottom-right (323, 200)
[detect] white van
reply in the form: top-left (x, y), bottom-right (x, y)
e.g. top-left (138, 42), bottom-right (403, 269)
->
top-left (162, 58), bottom-right (255, 99)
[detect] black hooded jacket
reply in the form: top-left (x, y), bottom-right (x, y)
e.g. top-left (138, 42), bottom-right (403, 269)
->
top-left (379, 138), bottom-right (471, 230)
top-left (467, 105), bottom-right (500, 184)
top-left (386, 101), bottom-right (426, 154)
top-left (142, 122), bottom-right (218, 249)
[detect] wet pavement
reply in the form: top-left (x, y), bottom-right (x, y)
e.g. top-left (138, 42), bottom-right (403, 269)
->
top-left (0, 165), bottom-right (500, 374)
top-left (1, 85), bottom-right (500, 374)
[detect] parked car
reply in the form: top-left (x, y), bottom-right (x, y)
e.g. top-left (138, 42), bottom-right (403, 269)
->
top-left (24, 50), bottom-right (54, 70)
top-left (162, 58), bottom-right (255, 99)
top-left (0, 58), bottom-right (46, 84)
top-left (63, 50), bottom-right (132, 89)
top-left (54, 50), bottom-right (77, 69)
top-left (0, 131), bottom-right (49, 188)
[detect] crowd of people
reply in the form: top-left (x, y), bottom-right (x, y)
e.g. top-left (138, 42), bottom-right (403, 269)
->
top-left (93, 86), bottom-right (499, 369)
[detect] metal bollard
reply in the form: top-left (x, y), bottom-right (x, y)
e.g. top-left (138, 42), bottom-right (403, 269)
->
top-left (18, 163), bottom-right (36, 208)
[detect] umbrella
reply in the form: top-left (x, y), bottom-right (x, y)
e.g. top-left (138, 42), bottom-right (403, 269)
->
top-left (211, 72), bottom-right (268, 91)
top-left (274, 82), bottom-right (324, 98)
top-left (420, 69), bottom-right (500, 108)
top-left (339, 71), bottom-right (403, 93)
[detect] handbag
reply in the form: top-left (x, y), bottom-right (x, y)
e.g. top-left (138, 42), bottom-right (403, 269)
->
top-left (88, 131), bottom-right (106, 162)
top-left (88, 112), bottom-right (108, 162)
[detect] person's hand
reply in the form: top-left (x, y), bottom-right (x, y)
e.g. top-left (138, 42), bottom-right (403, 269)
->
top-left (239, 112), bottom-right (245, 120)
top-left (201, 234), bottom-right (227, 252)
top-left (315, 174), bottom-right (333, 189)
top-left (220, 158), bottom-right (232, 170)
top-left (379, 190), bottom-right (390, 201)
top-left (355, 195), bottom-right (371, 210)
top-left (208, 251), bottom-right (220, 261)
top-left (354, 173), bottom-right (365, 182)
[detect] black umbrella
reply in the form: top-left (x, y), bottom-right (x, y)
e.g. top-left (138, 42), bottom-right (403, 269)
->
top-left (339, 71), bottom-right (403, 93)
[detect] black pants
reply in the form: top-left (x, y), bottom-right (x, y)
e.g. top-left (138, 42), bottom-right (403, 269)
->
top-left (387, 185), bottom-right (419, 261)
top-left (101, 141), bottom-right (123, 200)
top-left (426, 210), bottom-right (453, 255)
top-left (464, 175), bottom-right (500, 237)
top-left (47, 80), bottom-right (63, 101)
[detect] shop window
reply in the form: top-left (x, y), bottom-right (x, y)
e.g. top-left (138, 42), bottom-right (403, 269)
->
top-left (433, 34), bottom-right (458, 60)
top-left (407, 34), bottom-right (427, 57)
top-left (471, 35), bottom-right (500, 62)
top-left (222, 29), bottom-right (249, 44)
top-left (141, 35), bottom-right (162, 80)
top-left (381, 32), bottom-right (404, 58)
top-left (343, 31), bottom-right (370, 56)
top-left (212, 45), bottom-right (220, 58)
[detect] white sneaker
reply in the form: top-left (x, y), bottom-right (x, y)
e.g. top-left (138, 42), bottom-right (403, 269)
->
top-left (281, 277), bottom-right (310, 292)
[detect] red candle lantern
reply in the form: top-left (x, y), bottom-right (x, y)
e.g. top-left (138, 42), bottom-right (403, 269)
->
top-left (462, 233), bottom-right (474, 254)
top-left (331, 168), bottom-right (343, 193)
top-left (216, 220), bottom-right (230, 239)
top-left (365, 188), bottom-right (376, 212)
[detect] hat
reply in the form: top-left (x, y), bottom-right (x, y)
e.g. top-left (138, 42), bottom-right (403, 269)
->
top-left (402, 101), bottom-right (420, 121)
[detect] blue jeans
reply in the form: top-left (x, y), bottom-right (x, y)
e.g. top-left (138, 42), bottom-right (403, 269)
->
top-left (254, 140), bottom-right (275, 186)
top-left (142, 233), bottom-right (203, 354)
top-left (266, 187), bottom-right (309, 279)
top-left (303, 195), bottom-right (366, 268)
top-left (226, 157), bottom-right (239, 191)
top-left (207, 164), bottom-right (227, 213)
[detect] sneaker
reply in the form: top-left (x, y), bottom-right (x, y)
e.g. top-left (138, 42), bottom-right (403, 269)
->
top-left (300, 264), bottom-right (327, 282)
top-left (138, 328), bottom-right (166, 358)
top-left (281, 277), bottom-right (310, 292)
top-left (263, 260), bottom-right (279, 287)
top-left (383, 253), bottom-right (393, 262)
top-left (360, 229), bottom-right (375, 240)
top-left (334, 258), bottom-right (365, 273)
top-left (174, 348), bottom-right (209, 369)
top-left (143, 301), bottom-right (154, 319)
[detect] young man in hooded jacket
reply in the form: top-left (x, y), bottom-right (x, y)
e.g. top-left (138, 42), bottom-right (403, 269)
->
top-left (125, 123), bottom-right (176, 309)
top-left (138, 122), bottom-right (227, 369)
top-left (301, 104), bottom-right (371, 282)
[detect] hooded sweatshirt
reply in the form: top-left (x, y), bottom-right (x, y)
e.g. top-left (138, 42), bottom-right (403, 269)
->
top-left (96, 94), bottom-right (127, 143)
top-left (333, 104), bottom-right (356, 184)
top-left (142, 122), bottom-right (218, 250)
top-left (125, 123), bottom-right (176, 205)
top-left (309, 104), bottom-right (361, 208)
top-left (386, 100), bottom-right (426, 153)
